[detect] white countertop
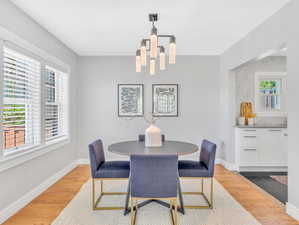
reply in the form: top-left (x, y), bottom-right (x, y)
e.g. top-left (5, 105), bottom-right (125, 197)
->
top-left (235, 124), bottom-right (287, 128)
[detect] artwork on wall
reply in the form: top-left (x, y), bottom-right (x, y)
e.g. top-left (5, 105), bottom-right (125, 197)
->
top-left (118, 84), bottom-right (144, 117)
top-left (152, 84), bottom-right (178, 117)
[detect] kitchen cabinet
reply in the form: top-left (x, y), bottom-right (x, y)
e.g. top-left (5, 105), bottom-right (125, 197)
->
top-left (235, 127), bottom-right (287, 171)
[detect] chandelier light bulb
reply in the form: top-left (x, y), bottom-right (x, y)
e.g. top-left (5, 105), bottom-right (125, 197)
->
top-left (160, 47), bottom-right (166, 70)
top-left (150, 58), bottom-right (156, 75)
top-left (150, 27), bottom-right (158, 58)
top-left (169, 36), bottom-right (176, 64)
top-left (136, 50), bottom-right (141, 72)
top-left (140, 39), bottom-right (147, 66)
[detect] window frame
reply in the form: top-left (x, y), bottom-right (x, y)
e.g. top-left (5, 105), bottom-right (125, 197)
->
top-left (2, 47), bottom-right (42, 154)
top-left (44, 66), bottom-right (69, 142)
top-left (254, 72), bottom-right (287, 116)
top-left (0, 39), bottom-right (70, 162)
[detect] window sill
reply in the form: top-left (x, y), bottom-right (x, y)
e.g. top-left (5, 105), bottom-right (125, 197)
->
top-left (0, 137), bottom-right (70, 173)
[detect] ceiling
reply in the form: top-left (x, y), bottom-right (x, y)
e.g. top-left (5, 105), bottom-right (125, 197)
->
top-left (11, 0), bottom-right (290, 56)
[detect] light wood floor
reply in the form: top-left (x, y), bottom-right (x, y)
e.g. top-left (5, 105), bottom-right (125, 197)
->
top-left (2, 164), bottom-right (299, 225)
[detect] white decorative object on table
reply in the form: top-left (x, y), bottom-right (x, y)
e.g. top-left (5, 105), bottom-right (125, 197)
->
top-left (145, 124), bottom-right (162, 147)
top-left (144, 113), bottom-right (162, 147)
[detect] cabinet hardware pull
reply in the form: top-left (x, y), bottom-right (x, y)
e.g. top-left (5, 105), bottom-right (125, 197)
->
top-left (268, 129), bottom-right (282, 132)
top-left (243, 136), bottom-right (256, 138)
top-left (244, 130), bottom-right (256, 131)
top-left (244, 148), bottom-right (257, 151)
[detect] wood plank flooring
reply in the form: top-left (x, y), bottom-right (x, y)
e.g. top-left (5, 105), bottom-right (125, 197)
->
top-left (2, 165), bottom-right (90, 225)
top-left (2, 164), bottom-right (299, 225)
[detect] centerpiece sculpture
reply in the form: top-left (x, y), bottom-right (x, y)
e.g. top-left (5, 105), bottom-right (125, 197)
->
top-left (144, 113), bottom-right (162, 147)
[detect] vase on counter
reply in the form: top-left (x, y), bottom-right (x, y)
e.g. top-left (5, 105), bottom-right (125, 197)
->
top-left (145, 124), bottom-right (162, 147)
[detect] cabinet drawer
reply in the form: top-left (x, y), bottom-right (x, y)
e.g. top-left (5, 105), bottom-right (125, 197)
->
top-left (240, 147), bottom-right (258, 163)
top-left (240, 135), bottom-right (257, 147)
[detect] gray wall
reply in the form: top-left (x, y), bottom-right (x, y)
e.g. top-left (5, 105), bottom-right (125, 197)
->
top-left (234, 56), bottom-right (287, 125)
top-left (77, 56), bottom-right (220, 161)
top-left (220, 0), bottom-right (299, 215)
top-left (0, 0), bottom-right (78, 211)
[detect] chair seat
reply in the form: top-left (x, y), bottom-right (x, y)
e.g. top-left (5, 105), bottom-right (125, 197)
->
top-left (94, 161), bottom-right (130, 178)
top-left (178, 160), bottom-right (211, 178)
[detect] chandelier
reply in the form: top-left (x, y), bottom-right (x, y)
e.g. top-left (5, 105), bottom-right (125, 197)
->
top-left (136, 13), bottom-right (176, 75)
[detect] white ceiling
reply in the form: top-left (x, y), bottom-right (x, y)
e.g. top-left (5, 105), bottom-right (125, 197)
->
top-left (11, 0), bottom-right (290, 56)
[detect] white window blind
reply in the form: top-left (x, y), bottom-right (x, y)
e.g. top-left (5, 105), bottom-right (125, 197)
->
top-left (44, 66), bottom-right (68, 142)
top-left (2, 47), bottom-right (41, 153)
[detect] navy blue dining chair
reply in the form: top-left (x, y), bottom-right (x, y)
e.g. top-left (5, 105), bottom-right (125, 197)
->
top-left (178, 139), bottom-right (216, 209)
top-left (138, 134), bottom-right (165, 142)
top-left (88, 139), bottom-right (130, 210)
top-left (130, 154), bottom-right (179, 225)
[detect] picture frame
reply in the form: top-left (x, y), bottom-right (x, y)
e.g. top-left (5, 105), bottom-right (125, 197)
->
top-left (152, 84), bottom-right (179, 117)
top-left (118, 84), bottom-right (144, 117)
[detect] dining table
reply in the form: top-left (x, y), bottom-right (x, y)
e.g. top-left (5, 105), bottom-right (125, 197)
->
top-left (108, 140), bottom-right (199, 215)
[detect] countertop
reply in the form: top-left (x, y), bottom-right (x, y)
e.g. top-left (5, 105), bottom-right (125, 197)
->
top-left (235, 124), bottom-right (287, 129)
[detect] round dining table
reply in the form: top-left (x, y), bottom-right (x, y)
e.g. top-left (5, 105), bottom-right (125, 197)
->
top-left (108, 140), bottom-right (199, 215)
top-left (108, 140), bottom-right (198, 156)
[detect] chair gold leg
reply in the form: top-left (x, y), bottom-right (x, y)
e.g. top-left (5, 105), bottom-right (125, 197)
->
top-left (131, 198), bottom-right (137, 225)
top-left (131, 198), bottom-right (134, 225)
top-left (92, 179), bottom-right (127, 210)
top-left (100, 180), bottom-right (103, 195)
top-left (174, 199), bottom-right (178, 225)
top-left (170, 199), bottom-right (178, 225)
top-left (210, 178), bottom-right (213, 208)
top-left (170, 200), bottom-right (174, 225)
top-left (182, 177), bottom-right (213, 209)
top-left (92, 179), bottom-right (96, 210)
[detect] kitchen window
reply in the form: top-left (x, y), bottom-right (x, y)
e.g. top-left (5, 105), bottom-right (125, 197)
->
top-left (255, 72), bottom-right (287, 116)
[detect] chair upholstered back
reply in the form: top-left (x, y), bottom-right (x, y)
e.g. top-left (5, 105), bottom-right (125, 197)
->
top-left (130, 154), bottom-right (178, 198)
top-left (200, 139), bottom-right (217, 177)
top-left (138, 134), bottom-right (165, 142)
top-left (88, 139), bottom-right (106, 178)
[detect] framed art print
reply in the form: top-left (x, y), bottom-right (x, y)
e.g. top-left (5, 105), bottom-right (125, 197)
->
top-left (118, 84), bottom-right (144, 117)
top-left (152, 84), bottom-right (178, 117)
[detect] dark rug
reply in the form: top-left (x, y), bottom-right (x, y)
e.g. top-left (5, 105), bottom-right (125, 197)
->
top-left (240, 171), bottom-right (288, 204)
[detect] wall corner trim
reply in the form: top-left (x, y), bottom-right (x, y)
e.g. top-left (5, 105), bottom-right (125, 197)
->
top-left (286, 202), bottom-right (299, 222)
top-left (0, 161), bottom-right (77, 224)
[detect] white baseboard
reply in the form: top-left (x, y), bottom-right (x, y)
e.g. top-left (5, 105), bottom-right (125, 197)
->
top-left (287, 202), bottom-right (299, 221)
top-left (0, 161), bottom-right (77, 224)
top-left (77, 158), bottom-right (89, 165)
top-left (216, 158), bottom-right (238, 171)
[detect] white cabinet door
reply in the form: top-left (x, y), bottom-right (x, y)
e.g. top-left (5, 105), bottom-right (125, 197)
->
top-left (240, 147), bottom-right (259, 164)
top-left (258, 129), bottom-right (287, 164)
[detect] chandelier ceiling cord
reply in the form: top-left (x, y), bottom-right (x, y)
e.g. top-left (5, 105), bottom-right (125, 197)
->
top-left (136, 13), bottom-right (176, 75)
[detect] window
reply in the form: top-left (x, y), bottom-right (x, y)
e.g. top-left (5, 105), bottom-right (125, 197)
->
top-left (255, 72), bottom-right (287, 115)
top-left (2, 48), bottom-right (41, 154)
top-left (44, 66), bottom-right (68, 142)
top-left (0, 44), bottom-right (69, 158)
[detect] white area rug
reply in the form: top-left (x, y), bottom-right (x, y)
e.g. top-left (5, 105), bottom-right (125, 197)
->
top-left (52, 179), bottom-right (261, 225)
